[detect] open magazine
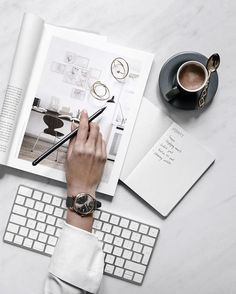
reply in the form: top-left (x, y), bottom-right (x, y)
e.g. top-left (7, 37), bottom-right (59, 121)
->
top-left (0, 13), bottom-right (153, 196)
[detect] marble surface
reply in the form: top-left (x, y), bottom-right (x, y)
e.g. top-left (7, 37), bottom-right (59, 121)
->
top-left (0, 0), bottom-right (236, 293)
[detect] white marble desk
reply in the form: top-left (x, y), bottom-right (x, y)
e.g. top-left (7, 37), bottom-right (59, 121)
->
top-left (0, 1), bottom-right (236, 294)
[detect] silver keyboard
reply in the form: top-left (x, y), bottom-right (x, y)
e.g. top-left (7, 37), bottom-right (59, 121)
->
top-left (3, 185), bottom-right (160, 285)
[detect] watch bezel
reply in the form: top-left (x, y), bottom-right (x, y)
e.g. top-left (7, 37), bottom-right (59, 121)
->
top-left (73, 193), bottom-right (96, 216)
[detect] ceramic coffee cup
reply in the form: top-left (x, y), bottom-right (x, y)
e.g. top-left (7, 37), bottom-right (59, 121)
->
top-left (166, 60), bottom-right (208, 102)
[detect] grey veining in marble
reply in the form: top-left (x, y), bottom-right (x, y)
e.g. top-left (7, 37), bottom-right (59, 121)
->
top-left (0, 1), bottom-right (236, 294)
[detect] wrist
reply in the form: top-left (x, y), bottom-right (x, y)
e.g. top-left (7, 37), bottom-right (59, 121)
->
top-left (67, 185), bottom-right (96, 198)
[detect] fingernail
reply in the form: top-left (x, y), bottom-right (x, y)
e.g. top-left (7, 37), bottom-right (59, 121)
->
top-left (82, 109), bottom-right (87, 114)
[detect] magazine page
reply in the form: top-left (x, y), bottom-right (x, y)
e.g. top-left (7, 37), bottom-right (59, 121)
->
top-left (8, 24), bottom-right (153, 196)
top-left (0, 13), bottom-right (44, 164)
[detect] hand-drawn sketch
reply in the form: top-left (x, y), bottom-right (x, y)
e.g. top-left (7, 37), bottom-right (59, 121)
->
top-left (71, 88), bottom-right (86, 100)
top-left (51, 62), bottom-right (66, 74)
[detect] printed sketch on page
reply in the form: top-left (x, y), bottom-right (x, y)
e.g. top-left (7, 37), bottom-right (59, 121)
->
top-left (18, 37), bottom-right (142, 185)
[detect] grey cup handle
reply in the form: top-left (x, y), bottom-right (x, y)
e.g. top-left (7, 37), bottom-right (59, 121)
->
top-left (166, 86), bottom-right (180, 102)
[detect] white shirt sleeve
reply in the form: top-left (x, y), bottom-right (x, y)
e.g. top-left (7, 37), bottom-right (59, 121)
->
top-left (44, 222), bottom-right (104, 294)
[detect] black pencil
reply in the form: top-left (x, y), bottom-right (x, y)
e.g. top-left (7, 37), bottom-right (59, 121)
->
top-left (32, 106), bottom-right (107, 166)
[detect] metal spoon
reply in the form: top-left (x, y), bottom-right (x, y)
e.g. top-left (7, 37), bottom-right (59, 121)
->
top-left (198, 53), bottom-right (220, 108)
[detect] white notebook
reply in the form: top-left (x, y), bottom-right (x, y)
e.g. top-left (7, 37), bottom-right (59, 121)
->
top-left (120, 98), bottom-right (215, 217)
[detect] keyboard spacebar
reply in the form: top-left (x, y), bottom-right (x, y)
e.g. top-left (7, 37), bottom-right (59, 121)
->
top-left (124, 260), bottom-right (146, 274)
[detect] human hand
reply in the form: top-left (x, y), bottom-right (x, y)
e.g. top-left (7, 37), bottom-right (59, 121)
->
top-left (65, 110), bottom-right (107, 198)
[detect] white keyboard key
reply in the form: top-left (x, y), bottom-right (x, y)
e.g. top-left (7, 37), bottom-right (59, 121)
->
top-left (104, 264), bottom-right (114, 274)
top-left (14, 235), bottom-right (24, 245)
top-left (55, 228), bottom-right (62, 237)
top-left (46, 215), bottom-right (56, 225)
top-left (93, 219), bottom-right (102, 230)
top-left (13, 204), bottom-right (27, 216)
top-left (122, 249), bottom-right (132, 260)
top-left (124, 270), bottom-right (134, 280)
top-left (105, 254), bottom-right (115, 264)
top-left (45, 245), bottom-right (54, 255)
top-left (132, 252), bottom-right (142, 263)
top-left (45, 204), bottom-right (54, 214)
top-left (54, 207), bottom-right (63, 217)
top-left (32, 190), bottom-right (42, 200)
top-left (133, 242), bottom-right (143, 253)
top-left (56, 218), bottom-right (64, 228)
top-left (38, 233), bottom-right (48, 243)
top-left (100, 212), bottom-right (110, 222)
top-left (19, 227), bottom-right (29, 237)
top-left (104, 233), bottom-right (114, 244)
top-left (37, 212), bottom-right (46, 222)
top-left (139, 224), bottom-right (149, 234)
top-left (115, 257), bottom-right (125, 267)
top-left (33, 241), bottom-right (45, 252)
top-left (140, 235), bottom-right (155, 246)
top-left (102, 223), bottom-right (112, 233)
top-left (121, 229), bottom-right (131, 239)
top-left (110, 215), bottom-right (120, 225)
top-left (42, 193), bottom-right (52, 203)
top-left (133, 273), bottom-right (144, 284)
top-left (113, 246), bottom-right (123, 257)
top-left (61, 199), bottom-right (66, 209)
top-left (19, 186), bottom-right (32, 197)
top-left (52, 196), bottom-right (62, 207)
top-left (93, 210), bottom-right (101, 219)
top-left (25, 198), bottom-right (35, 208)
top-left (35, 201), bottom-right (45, 211)
top-left (48, 236), bottom-right (57, 246)
top-left (120, 218), bottom-right (129, 228)
top-left (46, 225), bottom-right (56, 235)
top-left (111, 226), bottom-right (121, 236)
top-left (23, 238), bottom-right (33, 248)
top-left (15, 195), bottom-right (25, 205)
top-left (124, 260), bottom-right (146, 274)
top-left (4, 232), bottom-right (14, 242)
top-left (36, 222), bottom-right (46, 232)
top-left (26, 219), bottom-right (36, 229)
top-left (7, 223), bottom-right (19, 233)
top-left (114, 267), bottom-right (124, 277)
top-left (27, 209), bottom-right (37, 219)
top-left (29, 230), bottom-right (39, 240)
top-left (148, 227), bottom-right (159, 237)
top-left (95, 231), bottom-right (104, 241)
top-left (113, 236), bottom-right (123, 247)
top-left (103, 243), bottom-right (113, 254)
top-left (10, 213), bottom-right (26, 226)
top-left (123, 240), bottom-right (133, 250)
top-left (131, 232), bottom-right (141, 242)
top-left (142, 246), bottom-right (153, 265)
top-left (129, 221), bottom-right (139, 231)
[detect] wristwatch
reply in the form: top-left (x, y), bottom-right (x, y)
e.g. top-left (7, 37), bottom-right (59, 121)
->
top-left (66, 192), bottom-right (102, 216)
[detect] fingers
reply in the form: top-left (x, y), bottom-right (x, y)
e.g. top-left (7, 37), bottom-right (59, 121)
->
top-left (95, 132), bottom-right (107, 162)
top-left (76, 110), bottom-right (88, 144)
top-left (87, 122), bottom-right (99, 147)
top-left (67, 121), bottom-right (77, 158)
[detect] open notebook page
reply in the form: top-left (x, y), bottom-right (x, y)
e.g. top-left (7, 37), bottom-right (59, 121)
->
top-left (121, 98), bottom-right (215, 217)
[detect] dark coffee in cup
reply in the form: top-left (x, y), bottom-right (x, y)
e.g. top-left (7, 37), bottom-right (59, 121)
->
top-left (165, 60), bottom-right (208, 102)
top-left (179, 63), bottom-right (206, 91)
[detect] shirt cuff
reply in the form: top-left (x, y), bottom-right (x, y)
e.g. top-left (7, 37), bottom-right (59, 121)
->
top-left (49, 222), bottom-right (104, 293)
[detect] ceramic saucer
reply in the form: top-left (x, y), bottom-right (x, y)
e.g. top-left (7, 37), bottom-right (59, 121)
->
top-left (158, 51), bottom-right (219, 110)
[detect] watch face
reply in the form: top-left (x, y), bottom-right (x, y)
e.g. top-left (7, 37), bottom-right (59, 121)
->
top-left (74, 193), bottom-right (95, 215)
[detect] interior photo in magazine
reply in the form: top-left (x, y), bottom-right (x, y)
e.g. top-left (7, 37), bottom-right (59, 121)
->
top-left (18, 36), bottom-right (143, 184)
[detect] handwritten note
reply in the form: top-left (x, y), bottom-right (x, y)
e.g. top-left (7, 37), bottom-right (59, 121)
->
top-left (152, 124), bottom-right (184, 165)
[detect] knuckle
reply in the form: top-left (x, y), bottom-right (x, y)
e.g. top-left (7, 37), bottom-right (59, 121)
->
top-left (73, 144), bottom-right (84, 156)
top-left (85, 147), bottom-right (95, 157)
